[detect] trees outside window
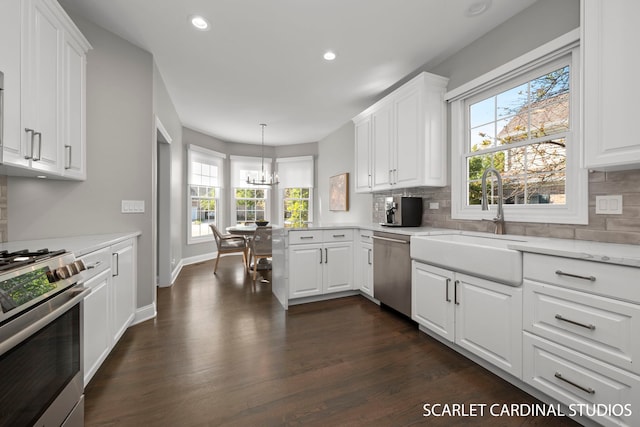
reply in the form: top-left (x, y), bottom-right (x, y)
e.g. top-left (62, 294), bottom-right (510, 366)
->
top-left (283, 188), bottom-right (311, 227)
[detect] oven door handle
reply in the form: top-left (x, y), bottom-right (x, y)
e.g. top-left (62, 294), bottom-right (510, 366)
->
top-left (0, 286), bottom-right (91, 357)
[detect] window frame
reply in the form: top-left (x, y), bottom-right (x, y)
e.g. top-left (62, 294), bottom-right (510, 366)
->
top-left (447, 32), bottom-right (587, 225)
top-left (187, 145), bottom-right (226, 245)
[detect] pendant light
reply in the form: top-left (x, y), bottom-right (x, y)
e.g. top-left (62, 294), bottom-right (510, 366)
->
top-left (247, 123), bottom-right (279, 186)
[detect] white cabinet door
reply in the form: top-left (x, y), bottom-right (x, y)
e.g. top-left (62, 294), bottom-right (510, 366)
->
top-left (323, 242), bottom-right (353, 294)
top-left (412, 262), bottom-right (455, 342)
top-left (23, 0), bottom-right (63, 174)
top-left (358, 242), bottom-right (373, 297)
top-left (289, 243), bottom-right (323, 298)
top-left (62, 33), bottom-right (87, 179)
top-left (371, 102), bottom-right (393, 190)
top-left (412, 262), bottom-right (522, 377)
top-left (393, 84), bottom-right (422, 188)
top-left (111, 239), bottom-right (136, 344)
top-left (455, 273), bottom-right (523, 378)
top-left (0, 0), bottom-right (29, 168)
top-left (83, 268), bottom-right (111, 387)
top-left (354, 117), bottom-right (372, 193)
top-left (582, 0), bottom-right (640, 170)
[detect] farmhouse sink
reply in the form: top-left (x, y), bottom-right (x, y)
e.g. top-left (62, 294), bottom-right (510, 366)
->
top-left (410, 233), bottom-right (527, 286)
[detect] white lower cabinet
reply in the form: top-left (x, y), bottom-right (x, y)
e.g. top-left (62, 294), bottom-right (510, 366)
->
top-left (522, 252), bottom-right (640, 426)
top-left (356, 231), bottom-right (373, 297)
top-left (288, 229), bottom-right (353, 299)
top-left (80, 237), bottom-right (137, 387)
top-left (524, 333), bottom-right (640, 427)
top-left (412, 261), bottom-right (522, 378)
top-left (82, 267), bottom-right (111, 386)
top-left (111, 239), bottom-right (136, 344)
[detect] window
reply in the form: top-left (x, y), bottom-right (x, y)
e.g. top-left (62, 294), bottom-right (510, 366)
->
top-left (276, 156), bottom-right (314, 227)
top-left (283, 188), bottom-right (311, 227)
top-left (187, 145), bottom-right (225, 244)
top-left (230, 156), bottom-right (272, 224)
top-left (234, 188), bottom-right (266, 222)
top-left (448, 33), bottom-right (587, 224)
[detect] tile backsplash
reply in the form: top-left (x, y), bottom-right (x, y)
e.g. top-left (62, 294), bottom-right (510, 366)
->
top-left (373, 170), bottom-right (640, 245)
top-left (0, 176), bottom-right (7, 242)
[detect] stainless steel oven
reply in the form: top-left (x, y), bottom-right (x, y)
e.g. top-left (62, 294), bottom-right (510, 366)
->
top-left (0, 250), bottom-right (90, 427)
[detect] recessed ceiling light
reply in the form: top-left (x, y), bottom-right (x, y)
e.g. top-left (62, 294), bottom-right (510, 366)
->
top-left (323, 51), bottom-right (336, 61)
top-left (36, 175), bottom-right (47, 179)
top-left (465, 0), bottom-right (492, 17)
top-left (189, 15), bottom-right (210, 31)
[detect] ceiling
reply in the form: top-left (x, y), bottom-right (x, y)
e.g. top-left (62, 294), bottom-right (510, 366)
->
top-left (59, 0), bottom-right (539, 145)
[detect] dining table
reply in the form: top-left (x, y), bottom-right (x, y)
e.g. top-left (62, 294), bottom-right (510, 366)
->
top-left (226, 224), bottom-right (271, 273)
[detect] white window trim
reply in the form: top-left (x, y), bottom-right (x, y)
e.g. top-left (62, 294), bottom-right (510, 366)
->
top-left (187, 145), bottom-right (226, 245)
top-left (448, 30), bottom-right (588, 225)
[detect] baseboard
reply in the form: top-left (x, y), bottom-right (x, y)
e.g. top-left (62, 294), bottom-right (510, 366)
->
top-left (133, 302), bottom-right (157, 325)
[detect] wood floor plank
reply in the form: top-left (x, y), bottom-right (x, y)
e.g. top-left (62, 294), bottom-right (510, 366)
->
top-left (84, 256), bottom-right (580, 426)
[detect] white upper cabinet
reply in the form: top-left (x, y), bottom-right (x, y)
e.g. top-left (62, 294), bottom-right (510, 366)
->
top-left (0, 0), bottom-right (90, 179)
top-left (582, 0), bottom-right (640, 170)
top-left (352, 72), bottom-right (449, 192)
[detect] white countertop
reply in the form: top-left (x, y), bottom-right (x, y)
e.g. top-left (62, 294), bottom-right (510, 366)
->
top-left (281, 223), bottom-right (640, 268)
top-left (508, 238), bottom-right (640, 268)
top-left (0, 231), bottom-right (141, 257)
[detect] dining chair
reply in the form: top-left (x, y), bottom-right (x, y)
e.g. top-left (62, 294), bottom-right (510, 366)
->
top-left (249, 226), bottom-right (272, 280)
top-left (210, 224), bottom-right (248, 274)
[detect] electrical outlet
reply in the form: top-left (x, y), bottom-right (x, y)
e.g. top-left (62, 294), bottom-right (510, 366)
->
top-left (429, 202), bottom-right (440, 210)
top-left (595, 195), bottom-right (623, 215)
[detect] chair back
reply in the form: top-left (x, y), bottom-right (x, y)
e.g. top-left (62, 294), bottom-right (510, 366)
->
top-left (251, 226), bottom-right (272, 256)
top-left (209, 224), bottom-right (224, 249)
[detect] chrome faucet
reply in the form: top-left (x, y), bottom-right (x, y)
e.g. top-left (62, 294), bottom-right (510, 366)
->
top-left (481, 168), bottom-right (505, 235)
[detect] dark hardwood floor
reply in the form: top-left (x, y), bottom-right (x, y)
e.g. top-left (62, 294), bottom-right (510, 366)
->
top-left (84, 256), bottom-right (580, 426)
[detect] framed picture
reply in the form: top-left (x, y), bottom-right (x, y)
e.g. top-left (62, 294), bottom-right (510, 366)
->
top-left (329, 173), bottom-right (349, 211)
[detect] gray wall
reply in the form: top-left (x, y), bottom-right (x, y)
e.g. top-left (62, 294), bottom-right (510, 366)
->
top-left (317, 122), bottom-right (372, 224)
top-left (7, 16), bottom-right (156, 309)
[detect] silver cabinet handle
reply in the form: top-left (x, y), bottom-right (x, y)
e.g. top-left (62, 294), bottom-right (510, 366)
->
top-left (389, 169), bottom-right (392, 184)
top-left (319, 248), bottom-right (322, 264)
top-left (368, 174), bottom-right (371, 188)
top-left (445, 278), bottom-right (451, 302)
top-left (368, 248), bottom-right (372, 265)
top-left (555, 314), bottom-right (596, 330)
top-left (393, 168), bottom-right (398, 184)
top-left (454, 280), bottom-right (459, 305)
top-left (32, 131), bottom-right (42, 161)
top-left (360, 234), bottom-right (371, 239)
top-left (332, 234), bottom-right (346, 238)
top-left (325, 248), bottom-right (328, 264)
top-left (65, 145), bottom-right (72, 169)
top-left (24, 128), bottom-right (34, 159)
top-left (555, 270), bottom-right (596, 282)
top-left (112, 252), bottom-right (119, 277)
top-left (554, 372), bottom-right (595, 395)
top-left (300, 236), bottom-right (315, 240)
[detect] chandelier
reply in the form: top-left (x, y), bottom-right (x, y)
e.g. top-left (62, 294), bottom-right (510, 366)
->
top-left (247, 123), bottom-right (279, 186)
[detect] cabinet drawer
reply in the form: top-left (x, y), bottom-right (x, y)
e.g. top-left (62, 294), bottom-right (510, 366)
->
top-left (524, 281), bottom-right (640, 375)
top-left (78, 247), bottom-right (111, 275)
top-left (524, 253), bottom-right (640, 304)
top-left (523, 333), bottom-right (640, 427)
top-left (323, 229), bottom-right (354, 242)
top-left (358, 229), bottom-right (373, 243)
top-left (288, 230), bottom-right (323, 245)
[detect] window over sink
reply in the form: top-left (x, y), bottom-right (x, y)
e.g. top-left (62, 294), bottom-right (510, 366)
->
top-left (447, 31), bottom-right (587, 224)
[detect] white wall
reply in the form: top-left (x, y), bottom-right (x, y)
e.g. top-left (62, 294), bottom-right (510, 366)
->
top-left (7, 15), bottom-right (156, 309)
top-left (317, 122), bottom-right (372, 224)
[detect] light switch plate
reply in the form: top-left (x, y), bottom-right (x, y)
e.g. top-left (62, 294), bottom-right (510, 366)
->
top-left (121, 200), bottom-right (145, 214)
top-left (595, 195), bottom-right (623, 215)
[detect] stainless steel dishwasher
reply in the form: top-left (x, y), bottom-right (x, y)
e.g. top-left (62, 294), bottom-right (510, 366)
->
top-left (372, 231), bottom-right (411, 317)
